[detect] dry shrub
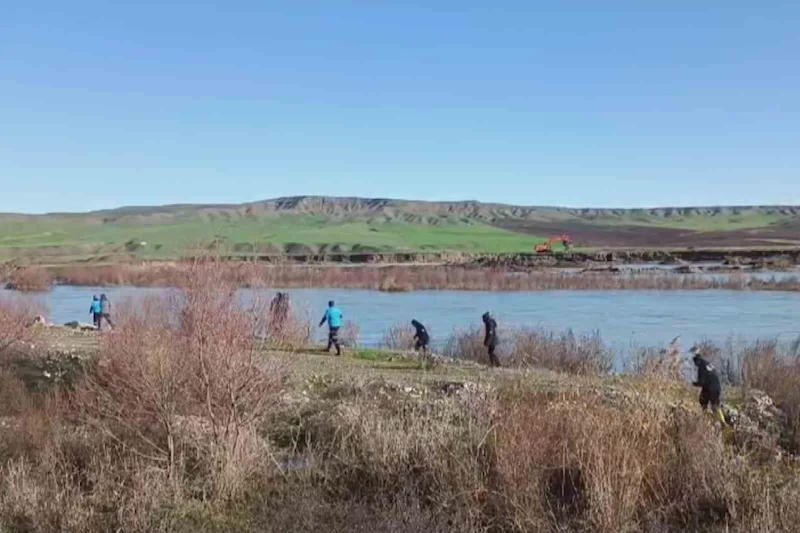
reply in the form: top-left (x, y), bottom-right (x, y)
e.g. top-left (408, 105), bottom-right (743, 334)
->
top-left (264, 308), bottom-right (313, 350)
top-left (4, 267), bottom-right (52, 292)
top-left (736, 338), bottom-right (800, 452)
top-left (0, 295), bottom-right (45, 359)
top-left (685, 337), bottom-right (800, 452)
top-left (442, 326), bottom-right (487, 364)
top-left (380, 323), bottom-right (416, 351)
top-left (261, 296), bottom-right (314, 351)
top-left (508, 328), bottom-right (612, 375)
top-left (629, 337), bottom-right (685, 380)
top-left (339, 321), bottom-right (360, 348)
top-left (78, 260), bottom-right (289, 500)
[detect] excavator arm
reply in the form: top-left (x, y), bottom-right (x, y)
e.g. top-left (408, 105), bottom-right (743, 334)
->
top-left (535, 234), bottom-right (573, 253)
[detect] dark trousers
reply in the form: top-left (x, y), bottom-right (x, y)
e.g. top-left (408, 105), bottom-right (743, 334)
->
top-left (93, 313), bottom-right (101, 329)
top-left (488, 343), bottom-right (500, 367)
top-left (699, 386), bottom-right (721, 409)
top-left (99, 313), bottom-right (115, 330)
top-left (327, 326), bottom-right (341, 355)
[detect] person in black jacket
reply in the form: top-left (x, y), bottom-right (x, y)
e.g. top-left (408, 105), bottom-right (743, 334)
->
top-left (411, 319), bottom-right (430, 353)
top-left (482, 312), bottom-right (500, 367)
top-left (691, 347), bottom-right (721, 411)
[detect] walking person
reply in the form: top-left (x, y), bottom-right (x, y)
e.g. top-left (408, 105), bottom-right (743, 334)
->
top-left (89, 295), bottom-right (102, 329)
top-left (269, 292), bottom-right (290, 334)
top-left (411, 319), bottom-right (430, 354)
top-left (99, 293), bottom-right (115, 330)
top-left (482, 312), bottom-right (500, 367)
top-left (319, 300), bottom-right (343, 356)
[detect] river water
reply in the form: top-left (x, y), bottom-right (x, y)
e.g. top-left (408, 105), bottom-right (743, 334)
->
top-left (5, 285), bottom-right (799, 355)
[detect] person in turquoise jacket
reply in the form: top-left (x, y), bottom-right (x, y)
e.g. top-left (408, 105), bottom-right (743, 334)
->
top-left (318, 300), bottom-right (343, 355)
top-left (89, 295), bottom-right (102, 329)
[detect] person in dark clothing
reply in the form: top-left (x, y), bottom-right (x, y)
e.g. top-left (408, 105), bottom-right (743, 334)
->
top-left (319, 301), bottom-right (343, 356)
top-left (269, 292), bottom-right (290, 333)
top-left (482, 312), bottom-right (500, 367)
top-left (89, 295), bottom-right (102, 329)
top-left (98, 293), bottom-right (115, 330)
top-left (691, 348), bottom-right (721, 411)
top-left (411, 319), bottom-right (430, 353)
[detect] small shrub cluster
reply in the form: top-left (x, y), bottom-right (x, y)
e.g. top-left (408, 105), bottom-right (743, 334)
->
top-left (442, 326), bottom-right (487, 364)
top-left (507, 328), bottom-right (612, 375)
top-left (0, 295), bottom-right (45, 359)
top-left (339, 321), bottom-right (360, 348)
top-left (442, 325), bottom-right (611, 375)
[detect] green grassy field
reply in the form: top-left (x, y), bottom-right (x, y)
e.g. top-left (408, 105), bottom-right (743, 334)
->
top-left (1, 197), bottom-right (798, 261)
top-left (0, 214), bottom-right (546, 259)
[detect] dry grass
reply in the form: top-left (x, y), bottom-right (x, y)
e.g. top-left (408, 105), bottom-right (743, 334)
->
top-left (507, 328), bottom-right (612, 375)
top-left (0, 295), bottom-right (45, 359)
top-left (3, 274), bottom-right (800, 531)
top-left (627, 337), bottom-right (686, 380)
top-left (442, 326), bottom-right (488, 364)
top-left (4, 267), bottom-right (52, 292)
top-left (50, 263), bottom-right (800, 292)
top-left (270, 376), bottom-right (800, 533)
top-left (443, 326), bottom-right (612, 375)
top-left (492, 384), bottom-right (800, 533)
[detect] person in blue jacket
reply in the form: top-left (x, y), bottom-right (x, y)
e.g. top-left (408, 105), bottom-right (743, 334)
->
top-left (319, 300), bottom-right (343, 355)
top-left (89, 295), bottom-right (102, 329)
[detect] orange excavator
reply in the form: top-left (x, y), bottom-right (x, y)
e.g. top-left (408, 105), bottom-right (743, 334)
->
top-left (535, 234), bottom-right (573, 253)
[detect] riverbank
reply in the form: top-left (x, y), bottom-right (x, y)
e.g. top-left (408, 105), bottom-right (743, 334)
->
top-left (2, 314), bottom-right (800, 532)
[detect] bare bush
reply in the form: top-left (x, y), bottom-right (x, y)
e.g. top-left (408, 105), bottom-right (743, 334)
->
top-left (78, 260), bottom-right (289, 500)
top-left (380, 323), bottom-right (417, 351)
top-left (260, 297), bottom-right (314, 351)
top-left (5, 267), bottom-right (52, 292)
top-left (628, 336), bottom-right (685, 380)
top-left (442, 326), bottom-right (487, 363)
top-left (339, 321), bottom-right (360, 348)
top-left (508, 328), bottom-right (612, 375)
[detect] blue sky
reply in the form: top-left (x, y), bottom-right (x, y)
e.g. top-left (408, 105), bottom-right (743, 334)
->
top-left (1, 1), bottom-right (799, 213)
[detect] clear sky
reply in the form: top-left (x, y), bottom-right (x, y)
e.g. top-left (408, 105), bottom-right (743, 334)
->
top-left (1, 2), bottom-right (799, 213)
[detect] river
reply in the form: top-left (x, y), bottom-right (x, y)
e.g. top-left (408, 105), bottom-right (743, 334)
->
top-left (5, 285), bottom-right (799, 355)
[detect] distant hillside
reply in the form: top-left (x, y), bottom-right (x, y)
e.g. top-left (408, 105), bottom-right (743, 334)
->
top-left (1, 197), bottom-right (799, 262)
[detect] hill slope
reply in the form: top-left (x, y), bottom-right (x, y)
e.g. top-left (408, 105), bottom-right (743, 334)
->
top-left (1, 197), bottom-right (799, 261)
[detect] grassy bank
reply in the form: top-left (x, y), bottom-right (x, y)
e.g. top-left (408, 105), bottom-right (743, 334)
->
top-left (2, 265), bottom-right (800, 532)
top-left (0, 214), bottom-right (544, 261)
top-left (5, 262), bottom-right (800, 292)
